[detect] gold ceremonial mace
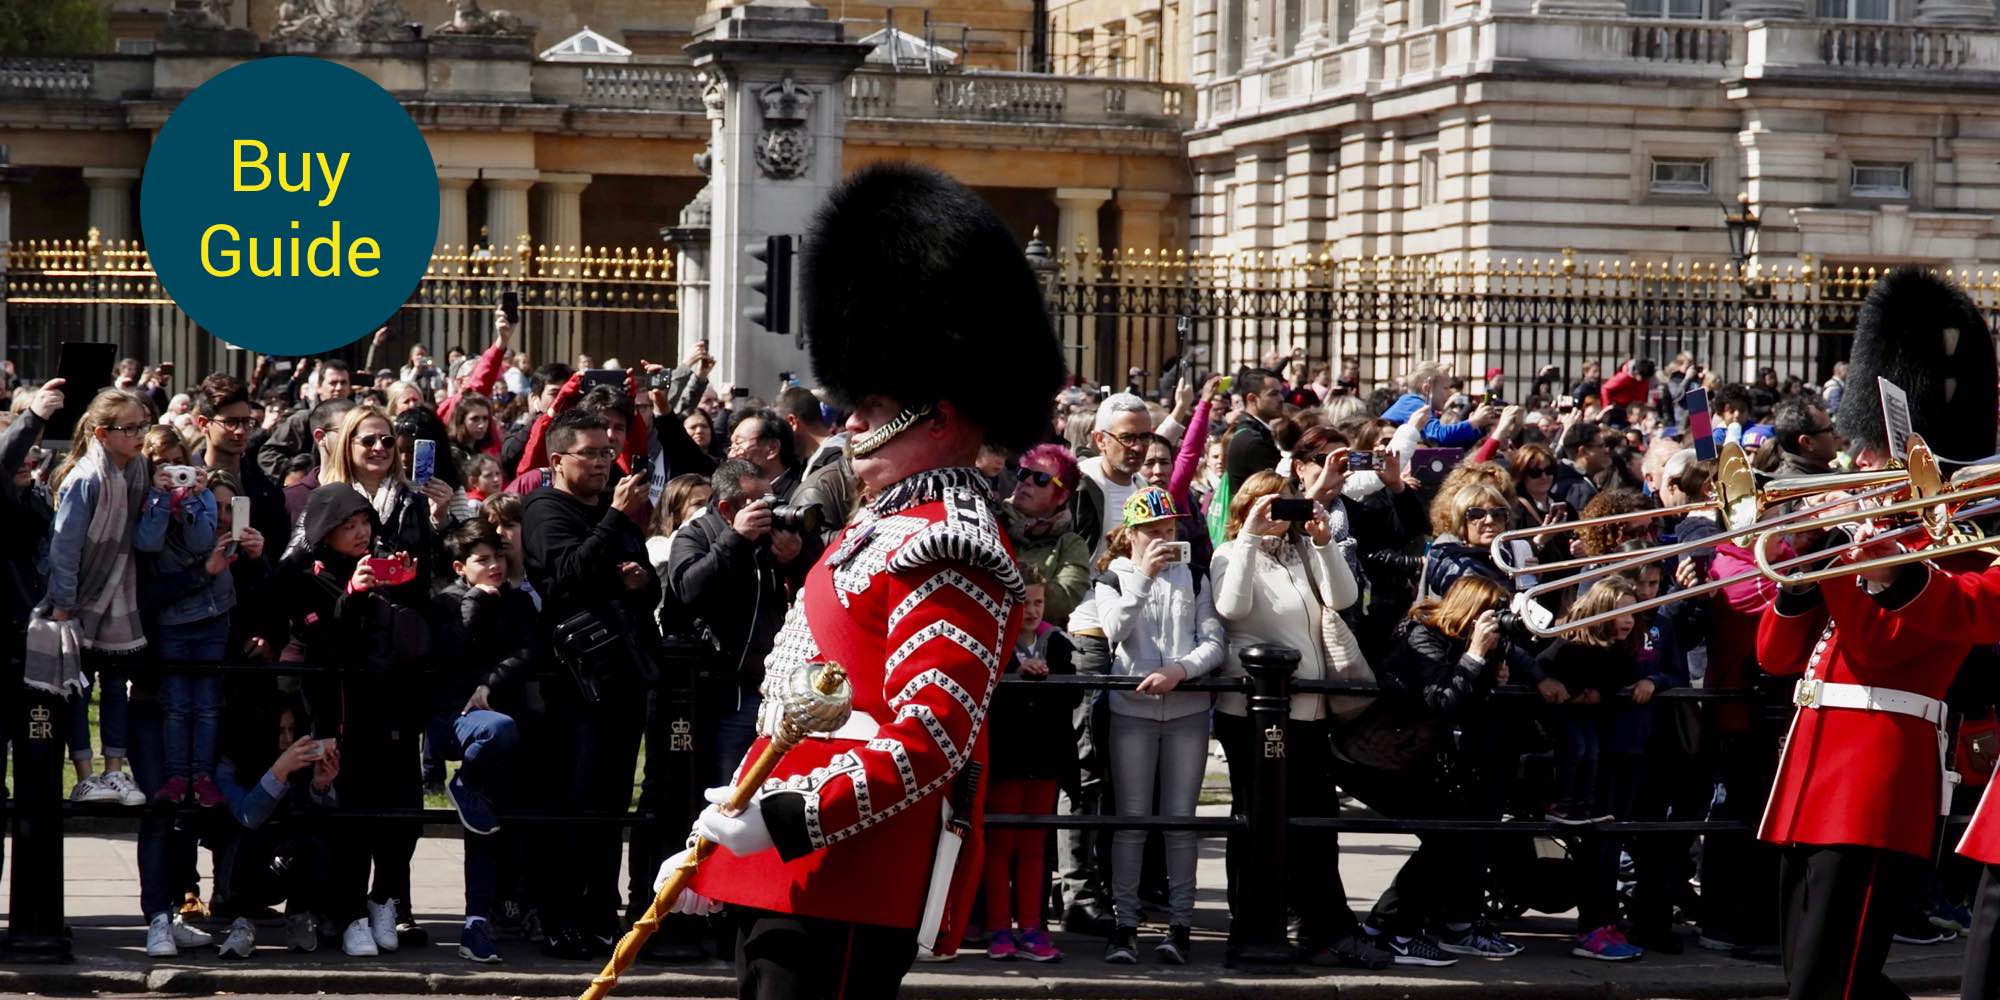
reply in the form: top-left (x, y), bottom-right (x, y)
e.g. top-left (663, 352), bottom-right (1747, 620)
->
top-left (580, 662), bottom-right (853, 1000)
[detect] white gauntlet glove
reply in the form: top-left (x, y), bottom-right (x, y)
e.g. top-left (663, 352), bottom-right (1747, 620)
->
top-left (650, 847), bottom-right (720, 916)
top-left (694, 784), bottom-right (775, 857)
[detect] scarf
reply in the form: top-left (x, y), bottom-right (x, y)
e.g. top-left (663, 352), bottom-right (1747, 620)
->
top-left (26, 443), bottom-right (149, 695)
top-left (356, 478), bottom-right (402, 527)
top-left (1003, 501), bottom-right (1072, 546)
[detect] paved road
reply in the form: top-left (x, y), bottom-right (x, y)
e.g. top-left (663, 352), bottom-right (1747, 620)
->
top-left (10, 799), bottom-right (1972, 998)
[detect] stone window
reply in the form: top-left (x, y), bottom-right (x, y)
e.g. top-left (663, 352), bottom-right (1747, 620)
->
top-left (1337, 0), bottom-right (1358, 40)
top-left (1649, 157), bottom-right (1711, 195)
top-left (1418, 150), bottom-right (1440, 207)
top-left (1223, 0), bottom-right (1247, 75)
top-left (1816, 0), bottom-right (1893, 19)
top-left (1628, 0), bottom-right (1707, 17)
top-left (1284, 0), bottom-right (1304, 54)
top-left (1850, 162), bottom-right (1911, 198)
top-left (1416, 0), bottom-right (1444, 27)
top-left (1142, 35), bottom-right (1160, 79)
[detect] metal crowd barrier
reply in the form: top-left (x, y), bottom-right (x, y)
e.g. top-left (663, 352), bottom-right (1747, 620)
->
top-left (0, 643), bottom-right (1812, 967)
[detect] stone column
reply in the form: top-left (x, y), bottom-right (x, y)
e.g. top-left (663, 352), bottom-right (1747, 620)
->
top-left (1916, 0), bottom-right (1995, 24)
top-left (1298, 0), bottom-right (1330, 50)
top-left (83, 167), bottom-right (139, 243)
top-left (436, 169), bottom-right (477, 249)
top-left (538, 172), bottom-right (592, 362)
top-left (1114, 191), bottom-right (1172, 380)
top-left (480, 169), bottom-right (537, 256)
top-left (1055, 187), bottom-right (1112, 382)
top-left (1721, 0), bottom-right (1808, 19)
top-left (687, 0), bottom-right (870, 389)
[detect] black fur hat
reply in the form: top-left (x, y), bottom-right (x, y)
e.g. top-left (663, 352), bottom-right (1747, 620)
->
top-left (1836, 267), bottom-right (1997, 466)
top-left (802, 163), bottom-right (1066, 452)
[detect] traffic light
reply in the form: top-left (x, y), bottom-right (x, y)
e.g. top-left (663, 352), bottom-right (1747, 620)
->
top-left (745, 234), bottom-right (794, 336)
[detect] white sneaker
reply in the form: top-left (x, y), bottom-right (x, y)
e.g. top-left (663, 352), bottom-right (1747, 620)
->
top-left (169, 913), bottom-right (212, 948)
top-left (285, 913), bottom-right (320, 953)
top-left (341, 917), bottom-right (379, 957)
top-left (366, 898), bottom-right (400, 952)
top-left (100, 769), bottom-right (147, 807)
top-left (145, 912), bottom-right (178, 958)
top-left (72, 774), bottom-right (121, 804)
top-left (217, 917), bottom-right (255, 959)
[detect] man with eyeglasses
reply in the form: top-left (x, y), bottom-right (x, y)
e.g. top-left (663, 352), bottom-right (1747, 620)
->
top-left (194, 373), bottom-right (291, 556)
top-left (1076, 392), bottom-right (1154, 562)
top-left (1769, 397), bottom-right (1843, 479)
top-left (521, 408), bottom-right (657, 960)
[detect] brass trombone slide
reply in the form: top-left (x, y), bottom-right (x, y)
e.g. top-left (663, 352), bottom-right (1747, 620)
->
top-left (1752, 461), bottom-right (2000, 588)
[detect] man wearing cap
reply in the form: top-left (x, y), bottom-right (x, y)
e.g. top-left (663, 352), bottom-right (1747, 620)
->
top-left (1755, 268), bottom-right (2000, 1000)
top-left (652, 165), bottom-right (1065, 998)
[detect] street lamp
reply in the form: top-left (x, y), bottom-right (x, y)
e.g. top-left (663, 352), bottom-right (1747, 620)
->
top-left (1024, 226), bottom-right (1059, 308)
top-left (1720, 190), bottom-right (1760, 270)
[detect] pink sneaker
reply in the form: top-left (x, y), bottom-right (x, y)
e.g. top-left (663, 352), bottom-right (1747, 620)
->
top-left (152, 776), bottom-right (189, 806)
top-left (192, 775), bottom-right (224, 808)
top-left (1015, 929), bottom-right (1062, 962)
top-left (985, 930), bottom-right (1017, 961)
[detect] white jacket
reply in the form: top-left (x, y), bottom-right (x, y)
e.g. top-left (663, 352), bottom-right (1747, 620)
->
top-left (1095, 558), bottom-right (1225, 721)
top-left (1210, 533), bottom-right (1359, 720)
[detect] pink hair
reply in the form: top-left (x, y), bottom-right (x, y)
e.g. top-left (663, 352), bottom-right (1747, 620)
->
top-left (1019, 442), bottom-right (1081, 500)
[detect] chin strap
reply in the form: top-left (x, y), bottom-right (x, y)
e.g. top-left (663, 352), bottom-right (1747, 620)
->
top-left (848, 405), bottom-right (934, 458)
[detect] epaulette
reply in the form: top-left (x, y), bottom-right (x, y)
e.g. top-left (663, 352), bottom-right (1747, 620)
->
top-left (887, 486), bottom-right (1025, 598)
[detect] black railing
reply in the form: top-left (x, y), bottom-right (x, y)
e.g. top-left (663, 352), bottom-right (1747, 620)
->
top-left (0, 644), bottom-right (1826, 968)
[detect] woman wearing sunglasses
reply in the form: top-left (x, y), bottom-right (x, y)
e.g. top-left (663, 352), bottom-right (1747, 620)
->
top-left (1420, 482), bottom-right (1512, 602)
top-left (1004, 443), bottom-right (1093, 627)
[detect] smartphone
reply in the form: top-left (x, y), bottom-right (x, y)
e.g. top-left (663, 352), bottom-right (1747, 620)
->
top-left (365, 556), bottom-right (417, 587)
top-left (411, 439), bottom-right (436, 486)
top-left (47, 340), bottom-right (118, 442)
top-left (1410, 447), bottom-right (1465, 482)
top-left (300, 737), bottom-right (338, 761)
top-left (230, 495), bottom-right (251, 541)
top-left (1215, 375), bottom-right (1234, 394)
top-left (579, 368), bottom-right (625, 392)
top-left (500, 289), bottom-right (520, 326)
top-left (1550, 501), bottom-right (1573, 521)
top-left (731, 386), bottom-right (751, 399)
top-left (1482, 392), bottom-right (1499, 407)
top-left (1346, 451), bottom-right (1376, 471)
top-left (1557, 395), bottom-right (1576, 413)
top-left (1160, 541), bottom-right (1191, 566)
top-left (1269, 498), bottom-right (1315, 522)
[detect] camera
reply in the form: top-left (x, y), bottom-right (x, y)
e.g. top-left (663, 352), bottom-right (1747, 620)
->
top-left (1494, 610), bottom-right (1535, 641)
top-left (163, 464), bottom-right (202, 489)
top-left (762, 496), bottom-right (824, 535)
top-left (645, 369), bottom-right (676, 392)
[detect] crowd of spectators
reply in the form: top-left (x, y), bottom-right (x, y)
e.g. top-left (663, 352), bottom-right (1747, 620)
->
top-left (0, 324), bottom-right (1980, 972)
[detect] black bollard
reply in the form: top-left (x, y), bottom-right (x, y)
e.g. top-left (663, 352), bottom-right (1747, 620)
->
top-left (3, 689), bottom-right (71, 962)
top-left (1226, 643), bottom-right (1299, 969)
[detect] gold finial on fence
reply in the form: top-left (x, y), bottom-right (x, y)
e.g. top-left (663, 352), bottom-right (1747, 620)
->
top-left (1560, 246), bottom-right (1576, 278)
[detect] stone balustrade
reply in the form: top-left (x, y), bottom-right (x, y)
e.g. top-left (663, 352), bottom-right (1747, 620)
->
top-left (0, 57), bottom-right (92, 96)
top-left (576, 64), bottom-right (705, 111)
top-left (1745, 19), bottom-right (2000, 76)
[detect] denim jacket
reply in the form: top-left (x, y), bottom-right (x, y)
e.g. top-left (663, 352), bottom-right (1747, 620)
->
top-left (46, 472), bottom-right (168, 613)
top-left (134, 488), bottom-right (232, 628)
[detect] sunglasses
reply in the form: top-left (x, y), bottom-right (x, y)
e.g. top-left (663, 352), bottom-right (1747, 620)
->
top-left (1522, 465), bottom-right (1553, 477)
top-left (1464, 507), bottom-right (1505, 523)
top-left (356, 434), bottom-right (396, 450)
top-left (1297, 452), bottom-right (1332, 466)
top-left (1021, 469), bottom-right (1064, 488)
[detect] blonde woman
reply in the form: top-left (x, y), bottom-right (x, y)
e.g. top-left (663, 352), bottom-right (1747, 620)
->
top-left (310, 405), bottom-right (451, 581)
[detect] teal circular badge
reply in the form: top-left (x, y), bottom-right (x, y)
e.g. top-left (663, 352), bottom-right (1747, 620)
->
top-left (140, 56), bottom-right (438, 356)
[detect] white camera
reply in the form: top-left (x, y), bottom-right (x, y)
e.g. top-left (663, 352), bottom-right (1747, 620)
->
top-left (163, 465), bottom-right (202, 489)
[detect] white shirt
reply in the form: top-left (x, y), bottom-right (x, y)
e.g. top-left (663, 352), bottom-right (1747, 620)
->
top-left (1081, 456), bottom-right (1143, 563)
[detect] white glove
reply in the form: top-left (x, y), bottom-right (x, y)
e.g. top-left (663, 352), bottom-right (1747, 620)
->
top-left (650, 848), bottom-right (720, 916)
top-left (757, 696), bottom-right (784, 739)
top-left (694, 785), bottom-right (774, 857)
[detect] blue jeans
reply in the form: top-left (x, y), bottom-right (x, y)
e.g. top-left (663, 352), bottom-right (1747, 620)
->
top-left (157, 615), bottom-right (230, 781)
top-left (67, 665), bottom-right (130, 763)
top-left (1555, 711), bottom-right (1601, 809)
top-left (453, 709), bottom-right (517, 920)
top-left (711, 691), bottom-right (761, 788)
top-left (126, 695), bottom-right (199, 921)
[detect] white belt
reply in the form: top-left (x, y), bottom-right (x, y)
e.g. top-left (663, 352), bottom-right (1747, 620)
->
top-left (1793, 678), bottom-right (1946, 727)
top-left (808, 710), bottom-right (886, 743)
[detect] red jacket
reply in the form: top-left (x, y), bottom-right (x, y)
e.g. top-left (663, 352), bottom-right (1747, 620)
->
top-left (693, 471), bottom-right (1024, 941)
top-left (1756, 564), bottom-right (1981, 857)
top-left (1599, 365), bottom-right (1650, 409)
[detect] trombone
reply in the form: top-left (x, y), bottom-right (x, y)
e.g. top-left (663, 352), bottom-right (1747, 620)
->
top-left (1753, 453), bottom-right (2000, 587)
top-left (1501, 438), bottom-right (1947, 638)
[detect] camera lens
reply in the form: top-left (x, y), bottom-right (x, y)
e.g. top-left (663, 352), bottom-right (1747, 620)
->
top-left (763, 496), bottom-right (824, 536)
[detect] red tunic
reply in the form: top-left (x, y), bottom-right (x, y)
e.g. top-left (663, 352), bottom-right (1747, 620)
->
top-left (1757, 564), bottom-right (1990, 858)
top-left (692, 476), bottom-right (1024, 940)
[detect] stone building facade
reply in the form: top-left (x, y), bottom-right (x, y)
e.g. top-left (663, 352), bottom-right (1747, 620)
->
top-left (1186, 0), bottom-right (2000, 281)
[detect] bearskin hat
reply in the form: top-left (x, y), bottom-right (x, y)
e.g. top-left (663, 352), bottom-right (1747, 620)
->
top-left (802, 163), bottom-right (1067, 453)
top-left (1835, 267), bottom-right (1997, 467)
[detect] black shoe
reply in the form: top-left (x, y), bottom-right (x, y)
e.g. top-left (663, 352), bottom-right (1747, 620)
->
top-left (395, 919), bottom-right (429, 948)
top-left (1104, 925), bottom-right (1139, 965)
top-left (541, 927), bottom-right (599, 960)
top-left (1155, 925), bottom-right (1191, 965)
top-left (1384, 931), bottom-right (1458, 967)
top-left (1315, 930), bottom-right (1392, 970)
top-left (1626, 927), bottom-right (1684, 955)
top-left (1063, 905), bottom-right (1117, 938)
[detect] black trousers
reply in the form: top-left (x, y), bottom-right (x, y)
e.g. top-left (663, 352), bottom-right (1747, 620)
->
top-left (1962, 863), bottom-right (2000, 1000)
top-left (733, 907), bottom-right (917, 1000)
top-left (546, 679), bottom-right (645, 938)
top-left (1779, 844), bottom-right (1915, 1000)
top-left (332, 725), bottom-right (421, 915)
top-left (1701, 732), bottom-right (1783, 946)
top-left (211, 823), bottom-right (340, 921)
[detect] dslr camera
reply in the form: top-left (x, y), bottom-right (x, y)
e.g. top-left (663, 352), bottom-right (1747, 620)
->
top-left (761, 496), bottom-right (824, 535)
top-left (645, 368), bottom-right (676, 393)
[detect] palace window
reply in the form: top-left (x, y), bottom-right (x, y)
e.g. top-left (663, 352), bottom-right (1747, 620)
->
top-left (1628, 0), bottom-right (1707, 17)
top-left (1649, 157), bottom-right (1712, 195)
top-left (1816, 0), bottom-right (1894, 20)
top-left (1416, 0), bottom-right (1443, 27)
top-left (1850, 161), bottom-right (1911, 198)
top-left (1223, 0), bottom-right (1247, 74)
top-left (1418, 150), bottom-right (1441, 207)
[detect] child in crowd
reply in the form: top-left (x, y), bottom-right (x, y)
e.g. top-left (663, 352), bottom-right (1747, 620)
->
top-left (1535, 575), bottom-right (1642, 963)
top-left (44, 389), bottom-right (158, 810)
top-left (465, 454), bottom-right (504, 502)
top-left (1094, 487), bottom-right (1224, 966)
top-left (135, 453), bottom-right (234, 807)
top-left (981, 567), bottom-right (1077, 963)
